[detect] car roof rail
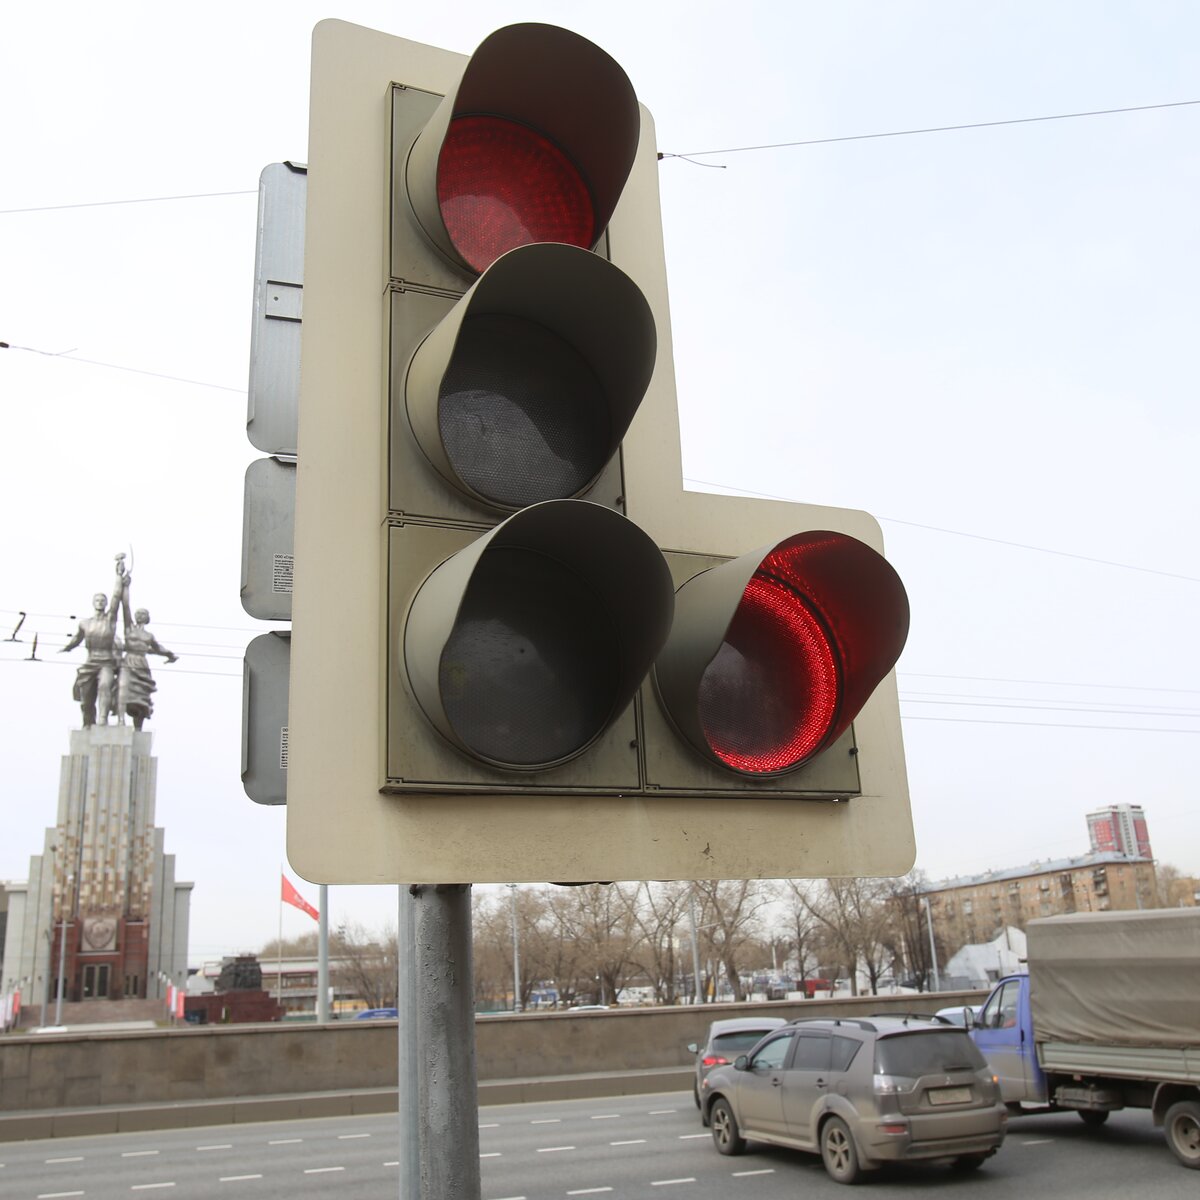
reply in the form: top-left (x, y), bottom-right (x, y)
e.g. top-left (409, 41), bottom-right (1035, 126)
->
top-left (788, 1017), bottom-right (878, 1032)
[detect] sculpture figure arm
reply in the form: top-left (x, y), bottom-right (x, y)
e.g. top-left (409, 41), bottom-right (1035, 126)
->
top-left (60, 624), bottom-right (84, 654)
top-left (147, 633), bottom-right (179, 663)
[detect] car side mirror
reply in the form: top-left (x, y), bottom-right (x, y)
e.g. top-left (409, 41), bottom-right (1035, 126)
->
top-left (734, 1054), bottom-right (749, 1071)
top-left (686, 1042), bottom-right (698, 1054)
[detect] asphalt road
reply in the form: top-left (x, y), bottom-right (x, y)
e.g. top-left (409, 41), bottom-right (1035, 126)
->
top-left (0, 1092), bottom-right (1193, 1199)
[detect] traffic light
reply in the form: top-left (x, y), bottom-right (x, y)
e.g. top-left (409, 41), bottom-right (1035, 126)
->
top-left (286, 19), bottom-right (914, 885)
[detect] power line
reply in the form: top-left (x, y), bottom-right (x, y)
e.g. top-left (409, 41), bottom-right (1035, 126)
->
top-left (901, 671), bottom-right (1200, 695)
top-left (1, 342), bottom-right (244, 394)
top-left (682, 477), bottom-right (1200, 583)
top-left (904, 714), bottom-right (1199, 734)
top-left (660, 99), bottom-right (1200, 164)
top-left (0, 189), bottom-right (257, 216)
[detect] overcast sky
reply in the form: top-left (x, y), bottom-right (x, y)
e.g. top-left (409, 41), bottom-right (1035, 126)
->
top-left (2, 1), bottom-right (1197, 965)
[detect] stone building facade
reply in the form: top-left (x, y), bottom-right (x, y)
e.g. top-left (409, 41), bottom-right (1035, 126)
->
top-left (0, 726), bottom-right (190, 1023)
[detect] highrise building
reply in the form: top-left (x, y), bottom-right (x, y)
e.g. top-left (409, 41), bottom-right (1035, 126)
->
top-left (1087, 803), bottom-right (1152, 860)
top-left (0, 726), bottom-right (191, 1023)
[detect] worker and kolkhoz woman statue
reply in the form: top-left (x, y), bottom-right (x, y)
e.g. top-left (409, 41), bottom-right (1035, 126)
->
top-left (60, 553), bottom-right (179, 731)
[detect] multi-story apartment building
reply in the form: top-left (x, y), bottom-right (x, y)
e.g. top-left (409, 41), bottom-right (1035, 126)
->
top-left (922, 851), bottom-right (1157, 955)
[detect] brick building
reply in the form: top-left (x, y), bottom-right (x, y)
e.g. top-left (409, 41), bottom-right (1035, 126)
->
top-left (922, 851), bottom-right (1158, 957)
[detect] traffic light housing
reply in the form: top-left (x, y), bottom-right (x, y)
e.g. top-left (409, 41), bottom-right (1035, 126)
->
top-left (287, 19), bottom-right (914, 885)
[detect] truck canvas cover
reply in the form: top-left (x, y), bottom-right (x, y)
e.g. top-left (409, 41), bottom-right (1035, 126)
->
top-left (1028, 909), bottom-right (1200, 1049)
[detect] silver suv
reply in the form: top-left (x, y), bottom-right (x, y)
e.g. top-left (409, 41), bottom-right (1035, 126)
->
top-left (701, 1016), bottom-right (1006, 1184)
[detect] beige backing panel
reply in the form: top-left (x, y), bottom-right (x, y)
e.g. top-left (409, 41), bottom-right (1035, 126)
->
top-left (287, 19), bottom-right (914, 884)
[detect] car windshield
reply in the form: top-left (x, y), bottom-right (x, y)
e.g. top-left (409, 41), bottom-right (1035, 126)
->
top-left (874, 1031), bottom-right (986, 1077)
top-left (712, 1030), bottom-right (777, 1055)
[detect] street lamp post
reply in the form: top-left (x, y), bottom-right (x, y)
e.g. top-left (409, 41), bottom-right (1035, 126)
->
top-left (508, 884), bottom-right (522, 1013)
top-left (922, 896), bottom-right (940, 993)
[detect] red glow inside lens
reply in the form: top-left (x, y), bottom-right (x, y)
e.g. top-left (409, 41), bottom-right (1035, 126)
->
top-left (437, 115), bottom-right (595, 274)
top-left (698, 569), bottom-right (840, 774)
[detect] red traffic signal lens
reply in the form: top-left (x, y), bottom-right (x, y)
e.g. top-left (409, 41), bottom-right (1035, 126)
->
top-left (438, 313), bottom-right (610, 508)
top-left (658, 532), bottom-right (909, 777)
top-left (438, 115), bottom-right (596, 274)
top-left (699, 570), bottom-right (840, 774)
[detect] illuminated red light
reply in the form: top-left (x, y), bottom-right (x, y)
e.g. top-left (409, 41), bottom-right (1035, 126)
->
top-left (702, 1055), bottom-right (730, 1067)
top-left (698, 533), bottom-right (909, 776)
top-left (437, 115), bottom-right (595, 274)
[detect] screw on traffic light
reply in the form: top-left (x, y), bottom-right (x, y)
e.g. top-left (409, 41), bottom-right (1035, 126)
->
top-left (286, 19), bottom-right (915, 885)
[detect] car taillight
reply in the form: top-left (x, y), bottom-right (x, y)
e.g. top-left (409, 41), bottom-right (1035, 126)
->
top-left (702, 1055), bottom-right (729, 1068)
top-left (877, 1123), bottom-right (908, 1135)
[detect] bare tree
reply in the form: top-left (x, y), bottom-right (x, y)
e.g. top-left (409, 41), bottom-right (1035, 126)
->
top-left (622, 881), bottom-right (689, 1004)
top-left (693, 880), bottom-right (770, 1002)
top-left (331, 921), bottom-right (397, 1009)
top-left (786, 878), bottom-right (897, 995)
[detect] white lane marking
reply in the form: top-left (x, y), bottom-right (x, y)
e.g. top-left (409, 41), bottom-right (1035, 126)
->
top-left (489, 1196), bottom-right (527, 1200)
top-left (481, 1152), bottom-right (503, 1158)
top-left (131, 1185), bottom-right (175, 1192)
top-left (269, 1138), bottom-right (302, 1145)
top-left (303, 1166), bottom-right (345, 1174)
top-left (530, 1118), bottom-right (561, 1124)
top-left (536, 1145), bottom-right (576, 1153)
top-left (384, 1161), bottom-right (399, 1166)
top-left (678, 1133), bottom-right (709, 1140)
top-left (38, 1193), bottom-right (85, 1199)
top-left (219, 1176), bottom-right (263, 1183)
top-left (479, 1122), bottom-right (500, 1128)
top-left (590, 1113), bottom-right (621, 1120)
top-left (46, 1157), bottom-right (85, 1163)
top-left (1022, 1138), bottom-right (1056, 1145)
top-left (568, 1189), bottom-right (614, 1196)
top-left (648, 1109), bottom-right (676, 1115)
top-left (196, 1145), bottom-right (233, 1152)
top-left (122, 1151), bottom-right (160, 1158)
top-left (651, 1179), bottom-right (696, 1187)
top-left (733, 1168), bottom-right (775, 1176)
top-left (610, 1139), bottom-right (646, 1146)
top-left (338, 1133), bottom-right (370, 1139)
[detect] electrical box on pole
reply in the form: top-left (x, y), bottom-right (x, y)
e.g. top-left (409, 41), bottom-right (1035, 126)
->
top-left (287, 20), bottom-right (914, 885)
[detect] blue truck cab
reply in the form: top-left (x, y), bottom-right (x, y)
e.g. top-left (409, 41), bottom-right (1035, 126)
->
top-left (969, 974), bottom-right (1046, 1105)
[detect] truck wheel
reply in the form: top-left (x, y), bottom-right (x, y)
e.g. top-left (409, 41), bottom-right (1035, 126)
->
top-left (710, 1098), bottom-right (746, 1156)
top-left (1164, 1100), bottom-right (1200, 1169)
top-left (821, 1116), bottom-right (863, 1184)
top-left (1078, 1110), bottom-right (1109, 1128)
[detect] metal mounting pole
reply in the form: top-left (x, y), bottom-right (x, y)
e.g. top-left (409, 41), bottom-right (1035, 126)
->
top-left (317, 884), bottom-right (329, 1022)
top-left (414, 884), bottom-right (481, 1200)
top-left (397, 885), bottom-right (420, 1200)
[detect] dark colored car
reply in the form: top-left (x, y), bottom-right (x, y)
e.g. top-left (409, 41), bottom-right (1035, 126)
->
top-left (701, 1016), bottom-right (1006, 1183)
top-left (687, 1016), bottom-right (788, 1121)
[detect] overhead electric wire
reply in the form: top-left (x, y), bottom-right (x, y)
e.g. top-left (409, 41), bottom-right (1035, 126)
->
top-left (1, 342), bottom-right (243, 394)
top-left (682, 476), bottom-right (1200, 583)
top-left (0, 189), bottom-right (257, 215)
top-left (660, 98), bottom-right (1200, 163)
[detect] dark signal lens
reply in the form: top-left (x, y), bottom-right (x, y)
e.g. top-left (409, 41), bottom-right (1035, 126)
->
top-left (698, 570), bottom-right (840, 774)
top-left (438, 314), bottom-right (610, 508)
top-left (438, 115), bottom-right (595, 273)
top-left (439, 547), bottom-right (619, 767)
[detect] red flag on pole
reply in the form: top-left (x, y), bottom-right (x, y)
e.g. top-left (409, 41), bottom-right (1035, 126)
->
top-left (282, 873), bottom-right (320, 921)
top-left (175, 988), bottom-right (185, 1020)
